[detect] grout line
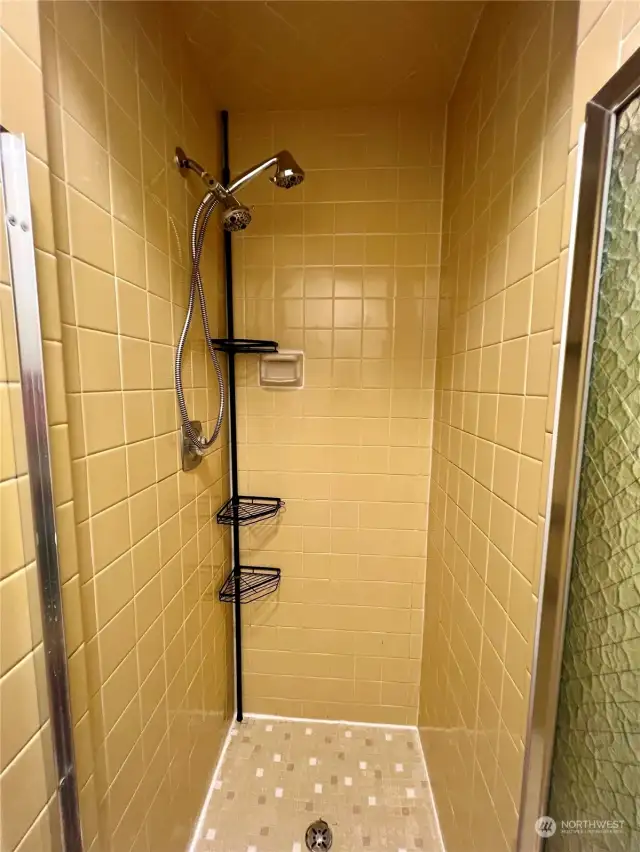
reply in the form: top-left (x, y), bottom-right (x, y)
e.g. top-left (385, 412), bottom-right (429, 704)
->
top-left (448, 2), bottom-right (484, 103)
top-left (244, 712), bottom-right (416, 731)
top-left (186, 716), bottom-right (236, 852)
top-left (415, 728), bottom-right (446, 852)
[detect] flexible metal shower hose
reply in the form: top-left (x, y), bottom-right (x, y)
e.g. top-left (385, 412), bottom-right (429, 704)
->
top-left (175, 192), bottom-right (226, 452)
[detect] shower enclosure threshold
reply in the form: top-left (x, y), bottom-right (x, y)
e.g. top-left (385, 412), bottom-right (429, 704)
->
top-left (190, 715), bottom-right (444, 852)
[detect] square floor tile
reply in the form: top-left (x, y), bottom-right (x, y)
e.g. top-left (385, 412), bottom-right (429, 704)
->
top-left (194, 718), bottom-right (443, 851)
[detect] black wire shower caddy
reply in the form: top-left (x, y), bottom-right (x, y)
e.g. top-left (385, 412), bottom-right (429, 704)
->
top-left (219, 566), bottom-right (281, 604)
top-left (215, 111), bottom-right (283, 722)
top-left (217, 495), bottom-right (285, 526)
top-left (211, 337), bottom-right (279, 355)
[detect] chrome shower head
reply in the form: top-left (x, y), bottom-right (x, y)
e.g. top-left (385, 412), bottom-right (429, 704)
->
top-left (176, 145), bottom-right (302, 232)
top-left (228, 150), bottom-right (305, 194)
top-left (216, 186), bottom-right (252, 231)
top-left (221, 204), bottom-right (252, 231)
top-left (271, 150), bottom-right (305, 189)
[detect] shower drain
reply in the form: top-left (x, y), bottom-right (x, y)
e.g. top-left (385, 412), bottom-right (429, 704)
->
top-left (305, 819), bottom-right (333, 850)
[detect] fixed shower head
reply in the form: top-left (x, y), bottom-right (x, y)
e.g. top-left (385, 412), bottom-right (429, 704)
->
top-left (271, 150), bottom-right (305, 189)
top-left (228, 150), bottom-right (305, 194)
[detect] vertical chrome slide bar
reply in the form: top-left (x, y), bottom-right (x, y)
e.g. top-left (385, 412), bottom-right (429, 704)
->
top-left (0, 131), bottom-right (83, 851)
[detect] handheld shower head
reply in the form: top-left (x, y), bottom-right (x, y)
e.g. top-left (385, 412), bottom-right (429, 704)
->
top-left (271, 150), bottom-right (305, 189)
top-left (221, 204), bottom-right (252, 231)
top-left (175, 147), bottom-right (251, 230)
top-left (215, 186), bottom-right (252, 231)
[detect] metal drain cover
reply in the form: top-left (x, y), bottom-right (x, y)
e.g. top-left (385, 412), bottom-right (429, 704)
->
top-left (305, 819), bottom-right (333, 850)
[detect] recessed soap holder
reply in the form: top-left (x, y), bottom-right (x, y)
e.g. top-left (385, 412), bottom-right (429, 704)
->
top-left (259, 350), bottom-right (304, 389)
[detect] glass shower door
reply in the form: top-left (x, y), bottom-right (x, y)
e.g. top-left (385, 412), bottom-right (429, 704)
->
top-left (545, 92), bottom-right (640, 851)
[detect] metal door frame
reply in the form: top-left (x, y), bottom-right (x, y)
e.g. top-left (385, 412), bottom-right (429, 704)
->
top-left (0, 130), bottom-right (83, 851)
top-left (517, 45), bottom-right (640, 852)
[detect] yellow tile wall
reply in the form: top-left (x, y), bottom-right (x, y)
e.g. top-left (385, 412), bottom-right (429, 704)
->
top-left (418, 3), bottom-right (579, 851)
top-left (230, 107), bottom-right (444, 725)
top-left (38, 2), bottom-right (234, 850)
top-left (2, 1), bottom-right (621, 847)
top-left (0, 1), bottom-right (87, 849)
top-left (565, 1), bottom-right (640, 244)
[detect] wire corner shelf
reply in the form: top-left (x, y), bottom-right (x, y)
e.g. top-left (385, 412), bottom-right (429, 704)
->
top-left (211, 338), bottom-right (279, 354)
top-left (219, 565), bottom-right (281, 603)
top-left (216, 495), bottom-right (285, 526)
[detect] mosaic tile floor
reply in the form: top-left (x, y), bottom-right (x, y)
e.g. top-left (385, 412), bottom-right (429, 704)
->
top-left (194, 716), bottom-right (444, 852)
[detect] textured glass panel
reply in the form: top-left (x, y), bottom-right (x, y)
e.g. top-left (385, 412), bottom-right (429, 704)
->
top-left (547, 97), bottom-right (640, 851)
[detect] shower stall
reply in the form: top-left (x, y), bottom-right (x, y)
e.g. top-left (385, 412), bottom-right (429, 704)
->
top-left (1, 1), bottom-right (639, 852)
